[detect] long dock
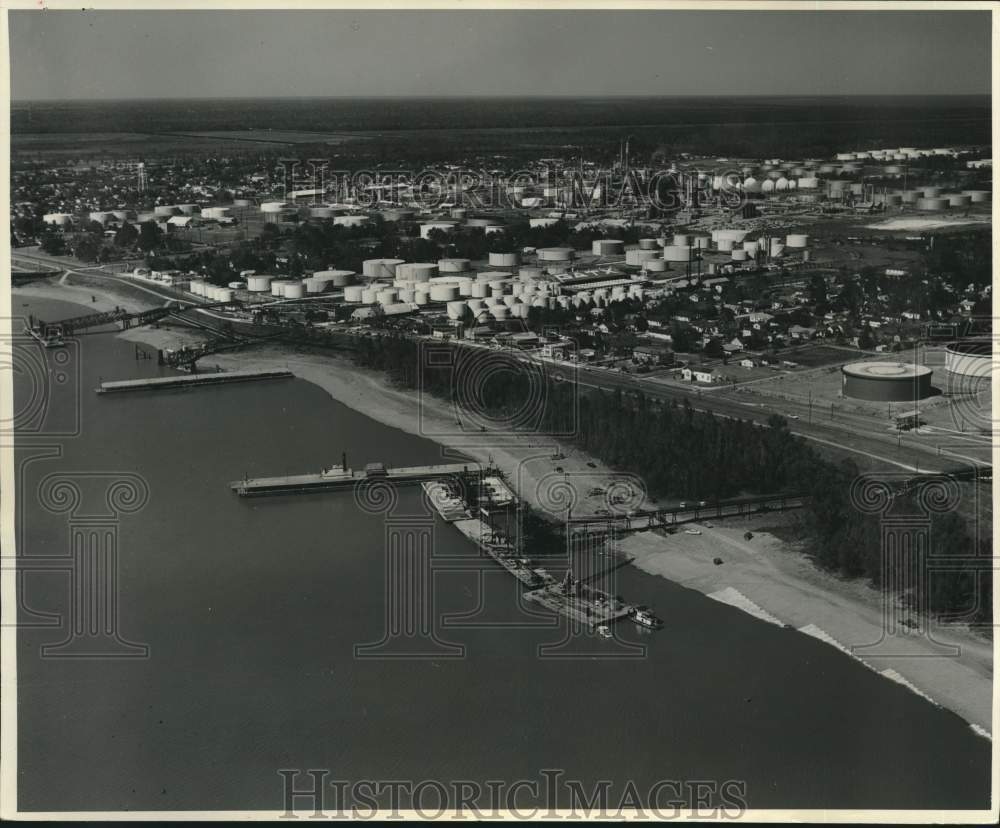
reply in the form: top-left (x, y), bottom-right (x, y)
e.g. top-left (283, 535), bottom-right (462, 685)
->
top-left (231, 462), bottom-right (475, 496)
top-left (97, 368), bottom-right (293, 394)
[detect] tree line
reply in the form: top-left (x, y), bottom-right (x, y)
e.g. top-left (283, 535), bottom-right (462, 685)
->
top-left (351, 333), bottom-right (992, 625)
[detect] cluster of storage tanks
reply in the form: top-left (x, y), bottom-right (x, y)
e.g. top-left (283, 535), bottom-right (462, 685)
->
top-left (600, 230), bottom-right (810, 270)
top-left (189, 280), bottom-right (234, 303)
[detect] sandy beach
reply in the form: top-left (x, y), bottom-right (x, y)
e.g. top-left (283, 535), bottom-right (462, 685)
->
top-left (13, 279), bottom-right (994, 736)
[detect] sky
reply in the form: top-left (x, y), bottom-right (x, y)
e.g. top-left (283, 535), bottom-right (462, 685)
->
top-left (9, 9), bottom-right (992, 100)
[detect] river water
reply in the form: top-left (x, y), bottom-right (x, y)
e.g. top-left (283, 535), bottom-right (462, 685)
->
top-left (12, 296), bottom-right (991, 812)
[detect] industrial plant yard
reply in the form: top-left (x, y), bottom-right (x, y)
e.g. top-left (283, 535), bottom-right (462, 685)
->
top-left (5, 6), bottom-right (995, 820)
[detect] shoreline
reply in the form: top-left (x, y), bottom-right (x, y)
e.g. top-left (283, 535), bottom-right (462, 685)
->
top-left (13, 279), bottom-right (994, 736)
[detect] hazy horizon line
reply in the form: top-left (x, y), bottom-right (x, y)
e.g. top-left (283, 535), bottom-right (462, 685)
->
top-left (12, 92), bottom-right (990, 105)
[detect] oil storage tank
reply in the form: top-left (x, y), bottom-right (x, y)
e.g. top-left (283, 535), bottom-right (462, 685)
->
top-left (489, 251), bottom-right (520, 268)
top-left (626, 249), bottom-right (660, 266)
top-left (363, 258), bottom-right (406, 280)
top-left (841, 362), bottom-right (933, 402)
top-left (944, 341), bottom-right (991, 379)
top-left (661, 245), bottom-right (692, 263)
top-left (313, 269), bottom-right (356, 287)
top-left (247, 275), bottom-right (272, 293)
top-left (917, 197), bottom-right (949, 211)
top-left (537, 247), bottom-right (574, 262)
top-left (590, 239), bottom-right (625, 256)
top-left (439, 258), bottom-right (471, 273)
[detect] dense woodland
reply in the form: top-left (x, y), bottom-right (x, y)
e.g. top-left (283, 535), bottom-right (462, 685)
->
top-left (353, 334), bottom-right (992, 626)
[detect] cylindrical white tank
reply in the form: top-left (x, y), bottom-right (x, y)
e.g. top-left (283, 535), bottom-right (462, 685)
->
top-left (471, 282), bottom-right (489, 299)
top-left (785, 234), bottom-right (809, 248)
top-left (489, 305), bottom-right (510, 321)
top-left (731, 249), bottom-right (749, 262)
top-left (313, 269), bottom-right (356, 287)
top-left (247, 276), bottom-right (272, 293)
top-left (414, 291), bottom-right (430, 306)
top-left (377, 289), bottom-right (399, 305)
top-left (947, 194), bottom-right (972, 207)
top-left (644, 258), bottom-right (667, 272)
top-left (488, 252), bottom-right (520, 268)
top-left (363, 259), bottom-right (406, 280)
top-left (304, 278), bottom-right (327, 294)
top-left (626, 249), bottom-right (659, 266)
top-left (717, 238), bottom-right (735, 252)
top-left (673, 234), bottom-right (692, 246)
top-left (458, 278), bottom-right (474, 297)
top-left (438, 258), bottom-right (471, 273)
top-left (743, 241), bottom-right (760, 256)
top-left (344, 285), bottom-right (365, 303)
top-left (638, 238), bottom-right (658, 250)
top-left (408, 263), bottom-right (438, 282)
top-left (537, 247), bottom-right (574, 261)
top-left (154, 205), bottom-right (177, 217)
top-left (661, 245), bottom-right (692, 262)
top-left (917, 197), bottom-right (949, 210)
top-left (430, 284), bottom-right (460, 302)
top-left (447, 301), bottom-right (467, 320)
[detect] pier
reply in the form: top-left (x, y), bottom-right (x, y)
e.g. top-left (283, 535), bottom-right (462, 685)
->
top-left (231, 461), bottom-right (476, 496)
top-left (426, 477), bottom-right (654, 631)
top-left (97, 368), bottom-right (293, 394)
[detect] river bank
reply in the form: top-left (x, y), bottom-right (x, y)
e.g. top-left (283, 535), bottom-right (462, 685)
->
top-left (166, 341), bottom-right (997, 736)
top-left (13, 280), bottom-right (994, 736)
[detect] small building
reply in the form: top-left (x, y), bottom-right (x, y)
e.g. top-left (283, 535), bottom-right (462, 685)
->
top-left (465, 325), bottom-right (495, 342)
top-left (510, 332), bottom-right (541, 349)
top-left (542, 341), bottom-right (571, 360)
top-left (681, 367), bottom-right (715, 383)
top-left (633, 343), bottom-right (675, 366)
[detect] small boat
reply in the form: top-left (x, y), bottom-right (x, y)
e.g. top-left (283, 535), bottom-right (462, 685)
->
top-left (631, 606), bottom-right (663, 629)
top-left (684, 528), bottom-right (702, 535)
top-left (596, 625), bottom-right (612, 639)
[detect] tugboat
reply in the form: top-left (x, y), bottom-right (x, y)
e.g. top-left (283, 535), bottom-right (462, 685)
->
top-left (631, 605), bottom-right (663, 629)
